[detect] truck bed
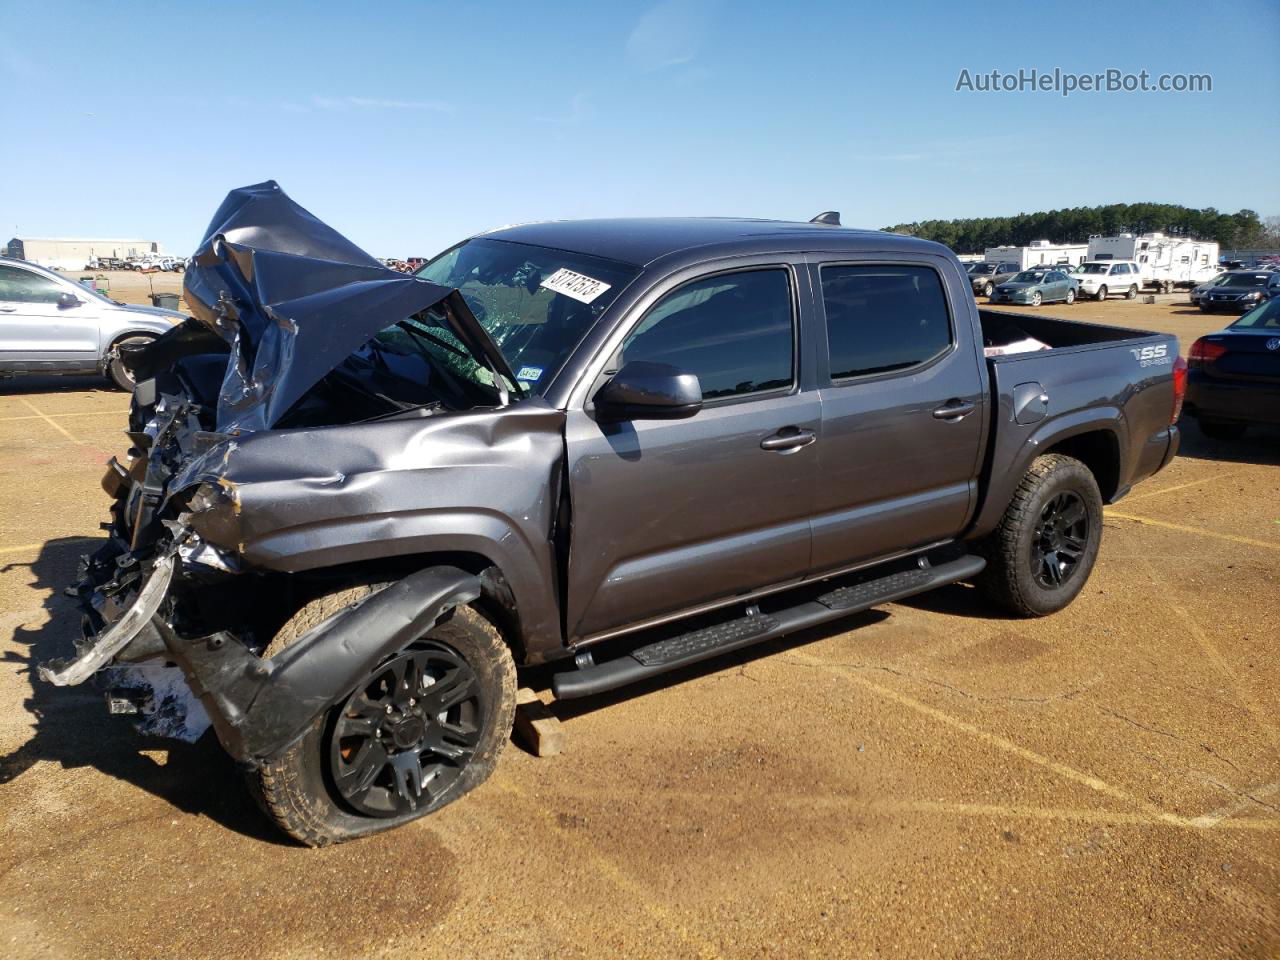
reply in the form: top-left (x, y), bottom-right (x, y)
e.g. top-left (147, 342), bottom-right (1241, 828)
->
top-left (978, 308), bottom-right (1159, 352)
top-left (969, 307), bottom-right (1180, 534)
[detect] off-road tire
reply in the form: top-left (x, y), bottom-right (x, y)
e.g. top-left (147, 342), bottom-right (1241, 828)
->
top-left (976, 454), bottom-right (1103, 618)
top-left (249, 581), bottom-right (516, 846)
top-left (106, 335), bottom-right (154, 391)
top-left (1198, 419), bottom-right (1247, 441)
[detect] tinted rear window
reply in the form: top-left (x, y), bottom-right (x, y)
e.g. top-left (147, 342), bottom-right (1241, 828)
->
top-left (821, 265), bottom-right (953, 379)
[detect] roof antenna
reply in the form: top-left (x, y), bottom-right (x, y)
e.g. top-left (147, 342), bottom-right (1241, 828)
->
top-left (810, 211), bottom-right (841, 226)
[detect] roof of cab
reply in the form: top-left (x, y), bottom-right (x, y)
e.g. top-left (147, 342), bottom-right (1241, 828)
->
top-left (479, 217), bottom-right (945, 267)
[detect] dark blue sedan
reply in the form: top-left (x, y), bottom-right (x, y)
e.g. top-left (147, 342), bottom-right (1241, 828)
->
top-left (1184, 297), bottom-right (1280, 439)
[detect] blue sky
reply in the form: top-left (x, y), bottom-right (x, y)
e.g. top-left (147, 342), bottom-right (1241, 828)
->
top-left (2, 0), bottom-right (1277, 257)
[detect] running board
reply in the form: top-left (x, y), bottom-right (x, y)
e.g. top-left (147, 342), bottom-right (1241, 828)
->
top-left (551, 554), bottom-right (986, 700)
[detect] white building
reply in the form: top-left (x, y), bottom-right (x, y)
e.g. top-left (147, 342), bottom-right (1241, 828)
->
top-left (5, 236), bottom-right (162, 271)
top-left (983, 240), bottom-right (1089, 270)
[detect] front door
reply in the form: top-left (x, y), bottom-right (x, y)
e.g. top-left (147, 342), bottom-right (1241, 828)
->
top-left (808, 256), bottom-right (986, 573)
top-left (0, 265), bottom-right (99, 370)
top-left (564, 265), bottom-right (820, 642)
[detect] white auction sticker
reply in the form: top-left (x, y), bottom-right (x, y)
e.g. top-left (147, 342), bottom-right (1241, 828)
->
top-left (540, 268), bottom-right (611, 304)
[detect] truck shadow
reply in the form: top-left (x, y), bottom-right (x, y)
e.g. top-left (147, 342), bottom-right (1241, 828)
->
top-left (0, 536), bottom-right (285, 844)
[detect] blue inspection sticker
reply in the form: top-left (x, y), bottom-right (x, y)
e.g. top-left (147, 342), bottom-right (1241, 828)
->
top-left (516, 365), bottom-right (544, 383)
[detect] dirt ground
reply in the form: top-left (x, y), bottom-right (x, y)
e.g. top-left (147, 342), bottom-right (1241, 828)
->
top-left (1, 292), bottom-right (1277, 959)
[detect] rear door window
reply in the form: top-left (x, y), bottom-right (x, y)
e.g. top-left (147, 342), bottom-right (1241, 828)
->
top-left (621, 268), bottom-right (794, 400)
top-left (820, 264), bottom-right (953, 380)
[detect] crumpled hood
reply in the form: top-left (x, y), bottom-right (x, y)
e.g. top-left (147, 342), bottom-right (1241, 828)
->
top-left (179, 180), bottom-right (514, 433)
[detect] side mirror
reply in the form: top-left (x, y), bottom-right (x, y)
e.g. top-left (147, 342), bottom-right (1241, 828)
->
top-left (56, 292), bottom-right (81, 309)
top-left (593, 360), bottom-right (702, 422)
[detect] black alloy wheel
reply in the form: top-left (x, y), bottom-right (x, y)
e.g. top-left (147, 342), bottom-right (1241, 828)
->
top-left (1030, 491), bottom-right (1089, 590)
top-left (329, 642), bottom-right (484, 817)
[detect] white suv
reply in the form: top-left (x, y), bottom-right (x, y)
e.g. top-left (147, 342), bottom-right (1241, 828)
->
top-left (1074, 260), bottom-right (1144, 301)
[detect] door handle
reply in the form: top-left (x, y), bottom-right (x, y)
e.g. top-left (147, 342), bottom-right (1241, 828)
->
top-left (932, 400), bottom-right (976, 421)
top-left (760, 427), bottom-right (816, 451)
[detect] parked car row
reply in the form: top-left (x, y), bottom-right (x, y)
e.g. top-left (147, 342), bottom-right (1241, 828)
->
top-left (82, 256), bottom-right (187, 272)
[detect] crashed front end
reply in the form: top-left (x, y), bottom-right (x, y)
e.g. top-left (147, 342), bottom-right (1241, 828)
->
top-left (38, 181), bottom-right (533, 765)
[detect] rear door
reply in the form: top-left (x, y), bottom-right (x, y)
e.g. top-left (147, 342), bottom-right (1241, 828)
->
top-left (0, 264), bottom-right (99, 370)
top-left (807, 255), bottom-right (986, 573)
top-left (563, 262), bottom-right (820, 641)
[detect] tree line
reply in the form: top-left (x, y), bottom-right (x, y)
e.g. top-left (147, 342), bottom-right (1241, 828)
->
top-left (882, 204), bottom-right (1279, 253)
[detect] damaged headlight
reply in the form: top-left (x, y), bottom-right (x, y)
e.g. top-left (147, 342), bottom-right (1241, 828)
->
top-left (178, 480), bottom-right (242, 552)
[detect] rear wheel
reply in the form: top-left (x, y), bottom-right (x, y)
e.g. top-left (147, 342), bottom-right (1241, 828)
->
top-left (1096, 285), bottom-right (1108, 301)
top-left (106, 335), bottom-right (154, 391)
top-left (251, 581), bottom-right (517, 846)
top-left (977, 454), bottom-right (1103, 617)
top-left (1198, 419), bottom-right (1248, 440)
top-left (1126, 285), bottom-right (1139, 300)
top-left (983, 282), bottom-right (994, 298)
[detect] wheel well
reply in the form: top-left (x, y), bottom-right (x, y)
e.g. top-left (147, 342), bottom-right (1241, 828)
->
top-left (108, 330), bottom-right (159, 350)
top-left (1045, 431), bottom-right (1120, 500)
top-left (103, 330), bottom-right (159, 368)
top-left (284, 550), bottom-right (526, 660)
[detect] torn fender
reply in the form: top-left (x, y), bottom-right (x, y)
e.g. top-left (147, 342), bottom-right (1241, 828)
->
top-left (165, 566), bottom-right (481, 764)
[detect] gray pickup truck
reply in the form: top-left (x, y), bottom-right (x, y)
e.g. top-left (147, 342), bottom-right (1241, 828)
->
top-left (42, 183), bottom-right (1184, 845)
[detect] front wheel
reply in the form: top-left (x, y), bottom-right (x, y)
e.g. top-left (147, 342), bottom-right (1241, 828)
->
top-left (106, 335), bottom-right (154, 391)
top-left (983, 282), bottom-right (994, 298)
top-left (976, 454), bottom-right (1103, 617)
top-left (1030, 291), bottom-right (1043, 307)
top-left (252, 582), bottom-right (517, 846)
top-left (1065, 288), bottom-right (1076, 304)
top-left (1096, 285), bottom-right (1108, 301)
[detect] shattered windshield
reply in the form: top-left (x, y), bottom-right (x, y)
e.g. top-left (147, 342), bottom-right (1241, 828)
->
top-left (416, 238), bottom-right (639, 393)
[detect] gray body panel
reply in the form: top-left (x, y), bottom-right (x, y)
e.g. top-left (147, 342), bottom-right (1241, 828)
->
top-left (177, 402), bottom-right (567, 658)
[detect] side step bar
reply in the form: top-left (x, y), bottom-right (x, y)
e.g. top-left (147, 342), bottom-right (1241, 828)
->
top-left (552, 554), bottom-right (986, 700)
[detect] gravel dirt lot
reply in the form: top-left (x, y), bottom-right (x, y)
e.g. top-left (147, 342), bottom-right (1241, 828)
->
top-left (1, 290), bottom-right (1277, 959)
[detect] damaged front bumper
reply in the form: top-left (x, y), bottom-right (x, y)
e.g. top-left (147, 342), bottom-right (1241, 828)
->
top-left (43, 460), bottom-right (482, 766)
top-left (40, 549), bottom-right (177, 687)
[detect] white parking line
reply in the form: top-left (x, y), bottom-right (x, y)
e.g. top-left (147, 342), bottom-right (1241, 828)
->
top-left (1106, 511), bottom-right (1280, 552)
top-left (1119, 472), bottom-right (1236, 504)
top-left (15, 398), bottom-right (84, 444)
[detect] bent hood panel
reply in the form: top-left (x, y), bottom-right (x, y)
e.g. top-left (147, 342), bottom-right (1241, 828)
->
top-left (183, 181), bottom-right (512, 432)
